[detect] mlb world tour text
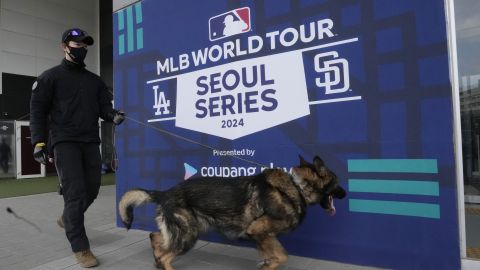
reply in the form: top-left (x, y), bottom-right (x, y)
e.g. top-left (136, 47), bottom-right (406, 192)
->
top-left (156, 18), bottom-right (335, 74)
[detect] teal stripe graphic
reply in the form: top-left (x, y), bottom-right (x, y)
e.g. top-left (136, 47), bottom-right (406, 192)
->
top-left (348, 159), bottom-right (438, 173)
top-left (119, 34), bottom-right (125, 55)
top-left (349, 179), bottom-right (439, 196)
top-left (117, 3), bottom-right (143, 55)
top-left (117, 10), bottom-right (124, 31)
top-left (135, 2), bottom-right (143, 24)
top-left (349, 199), bottom-right (440, 219)
top-left (126, 6), bottom-right (134, 52)
top-left (136, 28), bottom-right (143, 50)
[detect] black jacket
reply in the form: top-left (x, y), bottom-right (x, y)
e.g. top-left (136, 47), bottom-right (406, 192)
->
top-left (30, 59), bottom-right (117, 147)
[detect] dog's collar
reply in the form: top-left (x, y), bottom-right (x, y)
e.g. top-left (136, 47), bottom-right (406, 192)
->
top-left (291, 172), bottom-right (306, 188)
top-left (289, 174), bottom-right (308, 204)
top-left (290, 173), bottom-right (333, 205)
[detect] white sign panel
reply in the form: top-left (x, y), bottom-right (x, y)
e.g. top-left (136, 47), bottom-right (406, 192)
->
top-left (175, 51), bottom-right (310, 140)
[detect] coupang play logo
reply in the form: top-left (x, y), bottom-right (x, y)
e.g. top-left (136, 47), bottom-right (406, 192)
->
top-left (147, 7), bottom-right (361, 140)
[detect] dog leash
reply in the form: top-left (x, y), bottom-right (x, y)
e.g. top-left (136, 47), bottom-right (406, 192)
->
top-left (6, 207), bottom-right (42, 232)
top-left (122, 115), bottom-right (269, 168)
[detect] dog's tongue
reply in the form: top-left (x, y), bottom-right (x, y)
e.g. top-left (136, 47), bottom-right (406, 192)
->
top-left (326, 195), bottom-right (336, 216)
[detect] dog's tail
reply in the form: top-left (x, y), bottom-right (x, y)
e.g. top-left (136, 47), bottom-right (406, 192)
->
top-left (118, 189), bottom-right (156, 230)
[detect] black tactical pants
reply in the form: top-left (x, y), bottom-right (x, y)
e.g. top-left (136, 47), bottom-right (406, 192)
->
top-left (54, 142), bottom-right (102, 252)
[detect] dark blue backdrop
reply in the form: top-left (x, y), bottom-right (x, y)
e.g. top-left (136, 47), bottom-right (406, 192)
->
top-left (113, 1), bottom-right (459, 269)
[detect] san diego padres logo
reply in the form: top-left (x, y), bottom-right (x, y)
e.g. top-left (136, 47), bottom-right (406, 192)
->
top-left (314, 51), bottom-right (350, 95)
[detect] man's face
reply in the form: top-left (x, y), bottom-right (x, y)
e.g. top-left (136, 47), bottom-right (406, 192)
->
top-left (63, 41), bottom-right (88, 62)
top-left (64, 41), bottom-right (88, 51)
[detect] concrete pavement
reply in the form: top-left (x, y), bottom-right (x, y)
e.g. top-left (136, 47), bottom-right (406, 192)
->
top-left (0, 185), bottom-right (383, 270)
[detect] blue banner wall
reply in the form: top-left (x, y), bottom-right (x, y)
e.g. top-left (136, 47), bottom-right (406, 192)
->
top-left (113, 1), bottom-right (459, 269)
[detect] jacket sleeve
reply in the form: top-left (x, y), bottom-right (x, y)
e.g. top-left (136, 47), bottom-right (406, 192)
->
top-left (29, 75), bottom-right (53, 145)
top-left (98, 80), bottom-right (116, 122)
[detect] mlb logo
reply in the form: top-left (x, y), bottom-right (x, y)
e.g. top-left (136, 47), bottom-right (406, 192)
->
top-left (209, 7), bottom-right (251, 41)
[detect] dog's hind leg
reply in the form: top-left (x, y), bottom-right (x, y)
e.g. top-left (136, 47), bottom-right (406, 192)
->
top-left (151, 207), bottom-right (200, 269)
top-left (254, 235), bottom-right (288, 270)
top-left (150, 232), bottom-right (176, 270)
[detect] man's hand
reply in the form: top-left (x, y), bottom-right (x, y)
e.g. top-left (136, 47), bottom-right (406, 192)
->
top-left (112, 110), bottom-right (125, 125)
top-left (33, 142), bottom-right (48, 164)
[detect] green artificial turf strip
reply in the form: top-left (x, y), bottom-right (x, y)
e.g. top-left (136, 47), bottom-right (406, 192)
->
top-left (0, 173), bottom-right (115, 198)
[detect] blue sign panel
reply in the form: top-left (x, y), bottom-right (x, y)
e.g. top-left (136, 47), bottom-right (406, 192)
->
top-left (113, 1), bottom-right (459, 269)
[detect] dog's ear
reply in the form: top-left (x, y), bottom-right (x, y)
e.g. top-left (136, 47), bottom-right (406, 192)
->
top-left (299, 155), bottom-right (308, 166)
top-left (313, 156), bottom-right (325, 172)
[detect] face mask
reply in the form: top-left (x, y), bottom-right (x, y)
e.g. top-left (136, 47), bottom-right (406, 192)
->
top-left (67, 46), bottom-right (88, 64)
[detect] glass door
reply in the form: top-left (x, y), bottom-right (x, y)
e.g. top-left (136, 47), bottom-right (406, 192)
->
top-left (455, 0), bottom-right (480, 260)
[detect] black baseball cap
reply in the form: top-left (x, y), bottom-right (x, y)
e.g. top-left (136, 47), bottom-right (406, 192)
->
top-left (62, 28), bottom-right (94, 45)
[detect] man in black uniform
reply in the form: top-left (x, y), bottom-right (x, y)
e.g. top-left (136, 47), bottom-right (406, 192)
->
top-left (30, 28), bottom-right (125, 268)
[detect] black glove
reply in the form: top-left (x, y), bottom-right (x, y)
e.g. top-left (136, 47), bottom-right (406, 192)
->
top-left (112, 110), bottom-right (125, 125)
top-left (33, 142), bottom-right (48, 165)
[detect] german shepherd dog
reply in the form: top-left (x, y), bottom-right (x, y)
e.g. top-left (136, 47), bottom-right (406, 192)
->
top-left (118, 155), bottom-right (346, 270)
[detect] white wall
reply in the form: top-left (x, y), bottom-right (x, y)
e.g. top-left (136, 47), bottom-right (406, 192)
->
top-left (0, 0), bottom-right (99, 93)
top-left (113, 0), bottom-right (140, 12)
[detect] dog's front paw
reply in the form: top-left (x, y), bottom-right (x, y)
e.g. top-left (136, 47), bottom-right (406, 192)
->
top-left (257, 259), bottom-right (269, 269)
top-left (258, 260), bottom-right (277, 270)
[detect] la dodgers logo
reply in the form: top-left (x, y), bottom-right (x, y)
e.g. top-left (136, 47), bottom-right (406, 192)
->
top-left (209, 7), bottom-right (251, 41)
top-left (153, 85), bottom-right (171, 116)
